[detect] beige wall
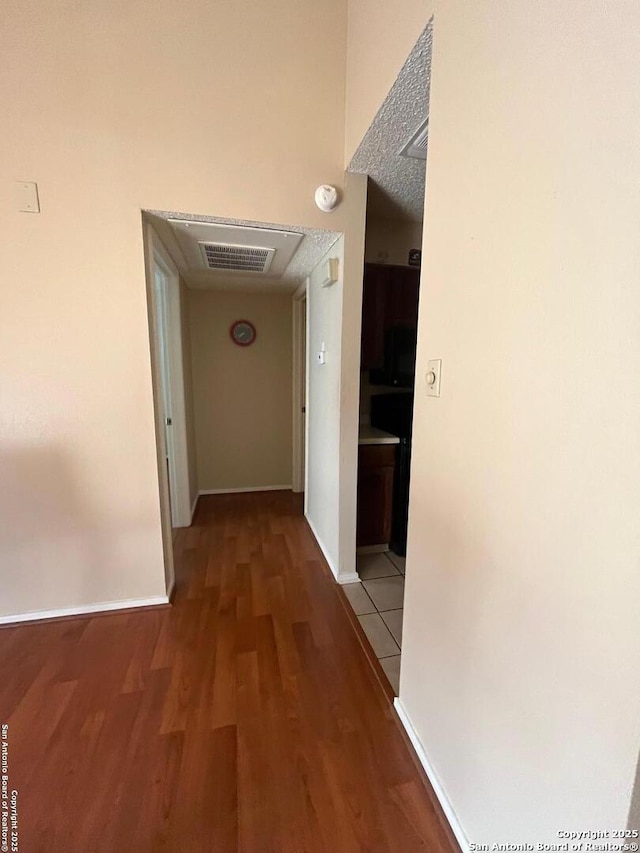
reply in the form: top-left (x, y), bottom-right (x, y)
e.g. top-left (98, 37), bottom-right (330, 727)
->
top-left (364, 217), bottom-right (424, 266)
top-left (344, 0), bottom-right (640, 842)
top-left (6, 0), bottom-right (640, 837)
top-left (189, 290), bottom-right (293, 492)
top-left (180, 278), bottom-right (198, 510)
top-left (0, 0), bottom-right (348, 619)
top-left (345, 0), bottom-right (433, 163)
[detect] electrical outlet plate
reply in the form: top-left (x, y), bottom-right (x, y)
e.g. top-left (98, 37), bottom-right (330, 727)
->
top-left (426, 359), bottom-right (442, 396)
top-left (15, 181), bottom-right (40, 213)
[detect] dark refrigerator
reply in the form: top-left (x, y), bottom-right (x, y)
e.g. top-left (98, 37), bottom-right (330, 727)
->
top-left (370, 392), bottom-right (414, 556)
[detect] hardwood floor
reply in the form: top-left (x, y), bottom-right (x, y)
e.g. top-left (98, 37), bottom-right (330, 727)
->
top-left (0, 491), bottom-right (456, 852)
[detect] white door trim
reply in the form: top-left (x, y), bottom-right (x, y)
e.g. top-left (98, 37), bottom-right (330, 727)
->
top-left (148, 228), bottom-right (192, 530)
top-left (292, 280), bottom-right (308, 494)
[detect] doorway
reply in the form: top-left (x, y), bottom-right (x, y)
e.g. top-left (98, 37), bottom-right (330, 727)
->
top-left (340, 20), bottom-right (433, 695)
top-left (143, 212), bottom-right (342, 595)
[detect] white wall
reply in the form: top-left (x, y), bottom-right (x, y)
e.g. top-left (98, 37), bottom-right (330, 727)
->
top-left (337, 172), bottom-right (368, 578)
top-left (305, 174), bottom-right (367, 583)
top-left (305, 239), bottom-right (345, 577)
top-left (380, 0), bottom-right (640, 843)
top-left (180, 278), bottom-right (199, 512)
top-left (0, 0), bottom-right (348, 620)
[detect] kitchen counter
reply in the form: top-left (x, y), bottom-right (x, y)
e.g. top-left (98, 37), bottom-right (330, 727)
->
top-left (358, 425), bottom-right (400, 446)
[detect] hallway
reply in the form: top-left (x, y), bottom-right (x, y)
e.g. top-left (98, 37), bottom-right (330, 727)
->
top-left (0, 492), bottom-right (455, 852)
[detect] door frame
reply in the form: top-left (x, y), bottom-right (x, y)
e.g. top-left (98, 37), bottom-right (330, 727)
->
top-left (292, 280), bottom-right (308, 494)
top-left (146, 225), bottom-right (192, 532)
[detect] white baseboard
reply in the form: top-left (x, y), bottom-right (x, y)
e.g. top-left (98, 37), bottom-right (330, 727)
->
top-left (305, 514), bottom-right (340, 580)
top-left (199, 485), bottom-right (292, 495)
top-left (336, 572), bottom-right (360, 585)
top-left (0, 595), bottom-right (170, 626)
top-left (166, 577), bottom-right (176, 601)
top-left (190, 494), bottom-right (199, 522)
top-left (304, 517), bottom-right (361, 585)
top-left (393, 698), bottom-right (469, 852)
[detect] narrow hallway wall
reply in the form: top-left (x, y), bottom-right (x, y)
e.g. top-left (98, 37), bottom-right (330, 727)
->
top-left (189, 290), bottom-right (293, 493)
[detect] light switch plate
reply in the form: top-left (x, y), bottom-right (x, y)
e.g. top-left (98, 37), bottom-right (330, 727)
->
top-left (322, 257), bottom-right (339, 287)
top-left (426, 359), bottom-right (442, 397)
top-left (15, 181), bottom-right (40, 213)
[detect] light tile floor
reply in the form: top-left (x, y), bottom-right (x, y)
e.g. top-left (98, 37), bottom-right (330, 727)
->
top-left (380, 609), bottom-right (403, 646)
top-left (342, 551), bottom-right (405, 694)
top-left (362, 576), bottom-right (405, 611)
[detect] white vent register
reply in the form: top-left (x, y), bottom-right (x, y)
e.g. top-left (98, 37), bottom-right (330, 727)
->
top-left (168, 219), bottom-right (303, 279)
top-left (200, 243), bottom-right (275, 273)
top-left (399, 118), bottom-right (429, 160)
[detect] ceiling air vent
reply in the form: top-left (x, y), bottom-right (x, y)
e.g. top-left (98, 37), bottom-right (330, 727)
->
top-left (199, 242), bottom-right (275, 274)
top-left (168, 219), bottom-right (304, 281)
top-left (399, 118), bottom-right (429, 160)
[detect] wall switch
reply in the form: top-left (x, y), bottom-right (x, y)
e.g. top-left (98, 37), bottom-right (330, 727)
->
top-left (426, 359), bottom-right (442, 397)
top-left (15, 181), bottom-right (40, 213)
top-left (322, 258), bottom-right (339, 287)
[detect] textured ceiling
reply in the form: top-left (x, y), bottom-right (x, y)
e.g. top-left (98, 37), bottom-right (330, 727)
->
top-left (348, 20), bottom-right (433, 223)
top-left (145, 211), bottom-right (341, 293)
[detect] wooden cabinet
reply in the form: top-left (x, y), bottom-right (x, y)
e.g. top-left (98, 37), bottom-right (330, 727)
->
top-left (388, 267), bottom-right (419, 327)
top-left (360, 263), bottom-right (420, 386)
top-left (360, 265), bottom-right (388, 371)
top-left (356, 444), bottom-right (396, 547)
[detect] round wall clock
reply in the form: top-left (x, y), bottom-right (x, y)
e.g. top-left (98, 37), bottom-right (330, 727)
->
top-left (230, 319), bottom-right (257, 347)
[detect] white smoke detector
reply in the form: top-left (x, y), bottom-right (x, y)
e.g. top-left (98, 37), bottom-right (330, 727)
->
top-left (314, 185), bottom-right (339, 213)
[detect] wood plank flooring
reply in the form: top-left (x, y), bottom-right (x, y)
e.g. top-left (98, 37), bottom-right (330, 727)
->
top-left (0, 491), bottom-right (456, 852)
